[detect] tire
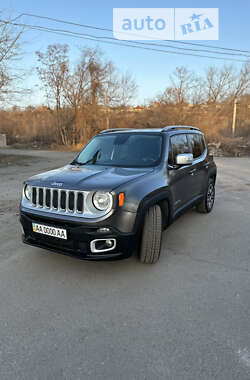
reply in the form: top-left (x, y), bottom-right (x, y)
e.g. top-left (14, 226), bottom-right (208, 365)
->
top-left (139, 204), bottom-right (162, 264)
top-left (196, 178), bottom-right (215, 213)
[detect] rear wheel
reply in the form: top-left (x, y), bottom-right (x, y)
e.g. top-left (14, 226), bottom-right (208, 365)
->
top-left (139, 205), bottom-right (162, 264)
top-left (196, 178), bottom-right (215, 213)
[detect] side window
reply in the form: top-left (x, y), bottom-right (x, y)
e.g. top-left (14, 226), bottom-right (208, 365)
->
top-left (170, 134), bottom-right (191, 164)
top-left (188, 134), bottom-right (205, 159)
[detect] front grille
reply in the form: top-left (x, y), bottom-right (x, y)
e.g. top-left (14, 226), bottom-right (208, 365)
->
top-left (31, 187), bottom-right (85, 214)
top-left (68, 191), bottom-right (75, 211)
top-left (60, 190), bottom-right (66, 210)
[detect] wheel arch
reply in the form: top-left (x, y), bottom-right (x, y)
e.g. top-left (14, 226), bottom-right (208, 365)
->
top-left (208, 167), bottom-right (217, 183)
top-left (134, 190), bottom-right (173, 233)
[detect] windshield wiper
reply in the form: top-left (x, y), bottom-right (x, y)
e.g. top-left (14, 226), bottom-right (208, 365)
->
top-left (71, 159), bottom-right (81, 165)
top-left (79, 150), bottom-right (100, 165)
top-left (71, 150), bottom-right (100, 166)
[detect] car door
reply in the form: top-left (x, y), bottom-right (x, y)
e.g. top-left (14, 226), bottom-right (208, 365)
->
top-left (167, 133), bottom-right (194, 211)
top-left (187, 133), bottom-right (207, 197)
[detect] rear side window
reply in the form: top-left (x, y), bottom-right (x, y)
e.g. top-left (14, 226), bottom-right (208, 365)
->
top-left (188, 134), bottom-right (206, 159)
top-left (168, 134), bottom-right (191, 164)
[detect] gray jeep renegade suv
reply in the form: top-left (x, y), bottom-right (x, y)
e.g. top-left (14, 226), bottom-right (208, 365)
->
top-left (20, 126), bottom-right (217, 264)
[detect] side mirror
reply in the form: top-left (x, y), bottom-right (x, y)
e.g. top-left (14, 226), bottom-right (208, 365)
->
top-left (176, 153), bottom-right (193, 165)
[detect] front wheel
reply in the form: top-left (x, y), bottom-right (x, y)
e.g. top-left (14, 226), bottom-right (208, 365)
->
top-left (139, 205), bottom-right (162, 264)
top-left (196, 178), bottom-right (215, 213)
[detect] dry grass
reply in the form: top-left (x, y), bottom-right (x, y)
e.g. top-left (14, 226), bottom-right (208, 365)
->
top-left (0, 102), bottom-right (249, 154)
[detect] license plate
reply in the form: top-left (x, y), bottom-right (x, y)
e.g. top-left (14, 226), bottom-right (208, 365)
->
top-left (32, 223), bottom-right (67, 240)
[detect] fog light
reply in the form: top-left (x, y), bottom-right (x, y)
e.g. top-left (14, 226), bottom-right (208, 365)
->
top-left (106, 239), bottom-right (113, 247)
top-left (90, 238), bottom-right (116, 253)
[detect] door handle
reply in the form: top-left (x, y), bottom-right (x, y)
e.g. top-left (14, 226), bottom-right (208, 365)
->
top-left (189, 168), bottom-right (197, 176)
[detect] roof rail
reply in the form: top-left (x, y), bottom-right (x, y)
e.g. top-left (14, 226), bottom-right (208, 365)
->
top-left (99, 128), bottom-right (132, 134)
top-left (162, 125), bottom-right (200, 132)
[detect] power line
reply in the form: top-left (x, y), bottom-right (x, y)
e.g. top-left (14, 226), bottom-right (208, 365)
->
top-left (0, 18), bottom-right (249, 63)
top-left (16, 21), bottom-right (250, 59)
top-left (22, 23), bottom-right (250, 59)
top-left (15, 12), bottom-right (250, 55)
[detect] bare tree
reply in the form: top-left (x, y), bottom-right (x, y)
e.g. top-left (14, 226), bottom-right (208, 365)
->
top-left (35, 45), bottom-right (138, 143)
top-left (36, 44), bottom-right (70, 144)
top-left (117, 72), bottom-right (138, 107)
top-left (99, 62), bottom-right (119, 129)
top-left (204, 65), bottom-right (235, 103)
top-left (62, 48), bottom-right (111, 140)
top-left (64, 48), bottom-right (117, 108)
top-left (231, 62), bottom-right (250, 100)
top-left (0, 15), bottom-right (22, 101)
top-left (159, 66), bottom-right (198, 104)
top-left (64, 48), bottom-right (137, 133)
top-left (191, 76), bottom-right (206, 105)
top-left (36, 44), bottom-right (69, 110)
top-left (171, 66), bottom-right (194, 104)
top-left (99, 67), bottom-right (137, 130)
top-left (100, 62), bottom-right (119, 106)
top-left (63, 50), bottom-right (91, 109)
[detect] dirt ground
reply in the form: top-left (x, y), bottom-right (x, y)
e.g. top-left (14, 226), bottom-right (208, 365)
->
top-left (0, 153), bottom-right (40, 167)
top-left (0, 148), bottom-right (250, 380)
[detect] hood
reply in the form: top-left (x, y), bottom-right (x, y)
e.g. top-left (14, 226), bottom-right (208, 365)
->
top-left (28, 164), bottom-right (153, 191)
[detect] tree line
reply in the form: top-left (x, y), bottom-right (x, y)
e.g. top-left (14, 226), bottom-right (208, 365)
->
top-left (0, 19), bottom-right (249, 147)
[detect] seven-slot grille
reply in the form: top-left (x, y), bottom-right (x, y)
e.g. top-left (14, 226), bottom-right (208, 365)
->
top-left (31, 187), bottom-right (84, 213)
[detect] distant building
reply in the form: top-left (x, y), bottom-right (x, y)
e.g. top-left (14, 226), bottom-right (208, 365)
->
top-left (134, 105), bottom-right (144, 112)
top-left (0, 134), bottom-right (7, 147)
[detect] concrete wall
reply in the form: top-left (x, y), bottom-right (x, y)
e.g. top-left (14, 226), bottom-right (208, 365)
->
top-left (0, 134), bottom-right (7, 147)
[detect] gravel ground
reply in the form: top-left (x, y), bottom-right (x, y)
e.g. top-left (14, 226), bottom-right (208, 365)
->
top-left (0, 148), bottom-right (250, 380)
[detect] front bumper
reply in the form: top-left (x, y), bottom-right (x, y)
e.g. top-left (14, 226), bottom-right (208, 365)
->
top-left (20, 210), bottom-right (138, 261)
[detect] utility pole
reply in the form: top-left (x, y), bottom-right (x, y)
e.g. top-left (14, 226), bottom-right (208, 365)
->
top-left (232, 98), bottom-right (238, 137)
top-left (106, 111), bottom-right (110, 129)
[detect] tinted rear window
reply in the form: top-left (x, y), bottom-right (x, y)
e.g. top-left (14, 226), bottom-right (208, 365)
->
top-left (188, 134), bottom-right (206, 158)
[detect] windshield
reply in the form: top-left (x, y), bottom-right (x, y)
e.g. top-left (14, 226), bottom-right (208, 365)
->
top-left (74, 133), bottom-right (163, 168)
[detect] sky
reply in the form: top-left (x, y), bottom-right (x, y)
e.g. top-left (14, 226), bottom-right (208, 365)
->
top-left (3, 0), bottom-right (250, 107)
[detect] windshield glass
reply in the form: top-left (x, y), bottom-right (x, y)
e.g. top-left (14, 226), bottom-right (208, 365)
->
top-left (74, 133), bottom-right (163, 168)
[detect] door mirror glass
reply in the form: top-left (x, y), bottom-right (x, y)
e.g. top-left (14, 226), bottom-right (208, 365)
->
top-left (176, 153), bottom-right (193, 165)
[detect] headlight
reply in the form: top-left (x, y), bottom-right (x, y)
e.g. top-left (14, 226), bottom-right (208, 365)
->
top-left (24, 184), bottom-right (32, 201)
top-left (93, 192), bottom-right (112, 211)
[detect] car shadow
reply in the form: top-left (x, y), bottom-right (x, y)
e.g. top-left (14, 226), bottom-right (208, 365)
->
top-left (22, 207), bottom-right (212, 276)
